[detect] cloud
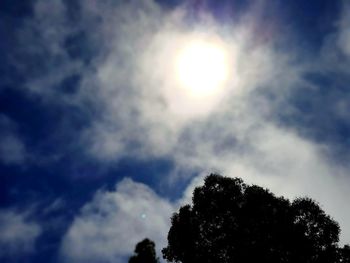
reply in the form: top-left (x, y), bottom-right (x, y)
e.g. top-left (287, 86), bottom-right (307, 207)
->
top-left (320, 2), bottom-right (350, 71)
top-left (14, 0), bottom-right (350, 255)
top-left (60, 178), bottom-right (175, 263)
top-left (0, 114), bottom-right (27, 165)
top-left (0, 209), bottom-right (42, 257)
top-left (174, 123), bottom-right (350, 244)
top-left (75, 0), bottom-right (303, 162)
top-left (17, 0), bottom-right (296, 161)
top-left (62, 125), bottom-right (350, 263)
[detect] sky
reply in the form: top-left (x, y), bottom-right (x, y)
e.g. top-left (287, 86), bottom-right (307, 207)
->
top-left (1, 0), bottom-right (350, 262)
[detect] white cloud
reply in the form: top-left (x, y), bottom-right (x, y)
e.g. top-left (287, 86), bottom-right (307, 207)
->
top-left (60, 178), bottom-right (175, 263)
top-left (0, 210), bottom-right (42, 257)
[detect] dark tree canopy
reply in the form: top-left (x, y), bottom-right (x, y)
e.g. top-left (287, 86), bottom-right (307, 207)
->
top-left (341, 245), bottom-right (350, 263)
top-left (162, 174), bottom-right (349, 263)
top-left (129, 238), bottom-right (159, 263)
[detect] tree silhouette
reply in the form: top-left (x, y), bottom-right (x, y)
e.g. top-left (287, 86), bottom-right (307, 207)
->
top-left (340, 245), bottom-right (350, 263)
top-left (129, 238), bottom-right (159, 263)
top-left (162, 174), bottom-right (348, 263)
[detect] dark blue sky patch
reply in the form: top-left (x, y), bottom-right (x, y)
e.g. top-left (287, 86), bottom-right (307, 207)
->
top-left (0, 0), bottom-right (34, 20)
top-left (155, 0), bottom-right (184, 9)
top-left (63, 30), bottom-right (96, 64)
top-left (283, 0), bottom-right (340, 46)
top-left (205, 0), bottom-right (261, 24)
top-left (269, 0), bottom-right (340, 54)
top-left (0, 15), bottom-right (29, 88)
top-left (62, 0), bottom-right (82, 24)
top-left (0, 88), bottom-right (52, 143)
top-left (0, 88), bottom-right (59, 150)
top-left (274, 71), bottom-right (350, 164)
top-left (57, 74), bottom-right (81, 94)
top-left (0, 86), bottom-right (94, 171)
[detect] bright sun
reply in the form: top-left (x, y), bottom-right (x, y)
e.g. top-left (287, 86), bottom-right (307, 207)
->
top-left (175, 39), bottom-right (229, 97)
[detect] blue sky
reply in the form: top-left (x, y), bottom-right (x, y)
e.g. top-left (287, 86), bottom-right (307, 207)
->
top-left (1, 0), bottom-right (350, 262)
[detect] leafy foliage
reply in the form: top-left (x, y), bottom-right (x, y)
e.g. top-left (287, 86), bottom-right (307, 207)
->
top-left (340, 245), bottom-right (350, 263)
top-left (129, 238), bottom-right (159, 263)
top-left (162, 174), bottom-right (348, 263)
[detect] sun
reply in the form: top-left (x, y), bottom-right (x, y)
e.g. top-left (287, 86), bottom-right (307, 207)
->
top-left (142, 30), bottom-right (235, 118)
top-left (175, 39), bottom-right (229, 97)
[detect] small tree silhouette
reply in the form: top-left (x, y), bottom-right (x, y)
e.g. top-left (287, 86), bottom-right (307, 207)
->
top-left (129, 238), bottom-right (159, 263)
top-left (162, 174), bottom-right (349, 263)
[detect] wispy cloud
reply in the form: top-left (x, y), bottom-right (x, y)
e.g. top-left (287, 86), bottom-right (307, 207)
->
top-left (0, 209), bottom-right (42, 257)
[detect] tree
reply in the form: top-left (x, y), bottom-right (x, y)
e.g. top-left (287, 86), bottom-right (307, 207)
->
top-left (129, 238), bottom-right (159, 263)
top-left (162, 174), bottom-right (347, 263)
top-left (340, 245), bottom-right (350, 263)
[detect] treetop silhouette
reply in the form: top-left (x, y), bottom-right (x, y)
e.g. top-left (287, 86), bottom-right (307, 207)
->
top-left (162, 174), bottom-right (349, 263)
top-left (129, 238), bottom-right (159, 263)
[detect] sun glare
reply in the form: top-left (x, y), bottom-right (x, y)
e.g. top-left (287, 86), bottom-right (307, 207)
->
top-left (144, 31), bottom-right (235, 118)
top-left (175, 39), bottom-right (229, 97)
